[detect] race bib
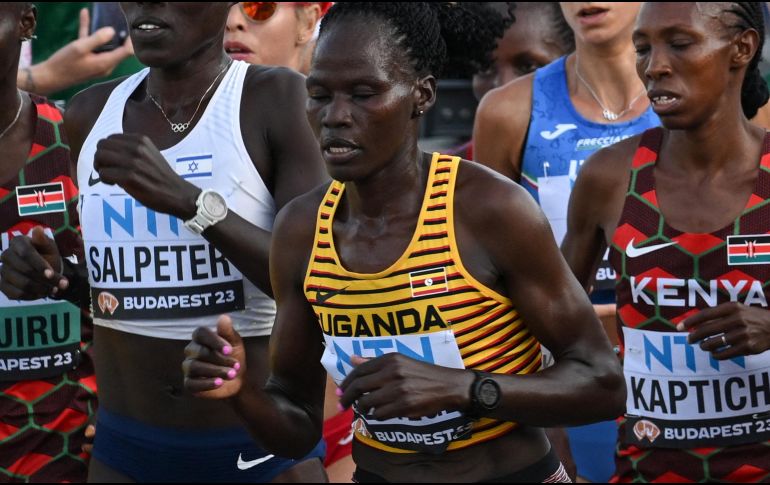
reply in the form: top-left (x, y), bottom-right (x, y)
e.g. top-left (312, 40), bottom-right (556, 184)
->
top-left (623, 328), bottom-right (770, 448)
top-left (321, 330), bottom-right (472, 453)
top-left (539, 175), bottom-right (615, 292)
top-left (81, 193), bottom-right (245, 320)
top-left (538, 174), bottom-right (570, 245)
top-left (0, 300), bottom-right (81, 381)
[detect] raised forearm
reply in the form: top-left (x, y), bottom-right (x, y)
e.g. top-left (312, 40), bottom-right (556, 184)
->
top-left (480, 354), bottom-right (625, 427)
top-left (204, 212), bottom-right (274, 298)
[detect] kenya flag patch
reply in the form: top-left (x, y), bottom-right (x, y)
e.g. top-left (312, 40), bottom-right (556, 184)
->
top-left (16, 182), bottom-right (66, 216)
top-left (727, 234), bottom-right (770, 265)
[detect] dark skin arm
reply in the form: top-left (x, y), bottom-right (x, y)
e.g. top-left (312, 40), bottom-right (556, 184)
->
top-left (561, 138), bottom-right (636, 367)
top-left (561, 138), bottom-right (637, 295)
top-left (473, 74), bottom-right (582, 475)
top-left (472, 73), bottom-right (533, 182)
top-left (183, 188), bottom-right (329, 458)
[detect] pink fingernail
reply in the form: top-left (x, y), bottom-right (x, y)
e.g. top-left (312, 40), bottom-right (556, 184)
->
top-left (227, 369), bottom-right (237, 379)
top-left (233, 362), bottom-right (241, 371)
top-left (214, 378), bottom-right (224, 387)
top-left (59, 279), bottom-right (69, 290)
top-left (222, 346), bottom-right (232, 356)
top-left (337, 402), bottom-right (345, 412)
top-left (44, 269), bottom-right (54, 279)
top-left (335, 387), bottom-right (343, 397)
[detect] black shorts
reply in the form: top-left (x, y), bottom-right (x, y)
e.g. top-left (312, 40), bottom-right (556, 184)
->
top-left (353, 447), bottom-right (571, 483)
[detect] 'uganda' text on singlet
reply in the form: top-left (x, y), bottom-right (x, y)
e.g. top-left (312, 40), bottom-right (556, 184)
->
top-left (523, 56), bottom-right (660, 298)
top-left (0, 96), bottom-right (96, 482)
top-left (77, 60), bottom-right (276, 340)
top-left (609, 128), bottom-right (770, 482)
top-left (305, 153), bottom-right (542, 454)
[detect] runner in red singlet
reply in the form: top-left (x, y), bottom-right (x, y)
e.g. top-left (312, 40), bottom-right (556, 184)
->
top-left (562, 3), bottom-right (770, 482)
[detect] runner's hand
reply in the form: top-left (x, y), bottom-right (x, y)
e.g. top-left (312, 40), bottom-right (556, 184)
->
top-left (183, 315), bottom-right (245, 399)
top-left (0, 227), bottom-right (66, 300)
top-left (678, 302), bottom-right (770, 359)
top-left (94, 133), bottom-right (201, 219)
top-left (339, 353), bottom-right (474, 420)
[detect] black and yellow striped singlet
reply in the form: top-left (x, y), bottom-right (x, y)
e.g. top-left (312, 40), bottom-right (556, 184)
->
top-left (304, 153), bottom-right (542, 453)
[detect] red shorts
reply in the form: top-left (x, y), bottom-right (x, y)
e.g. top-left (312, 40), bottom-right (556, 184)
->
top-left (322, 408), bottom-right (354, 467)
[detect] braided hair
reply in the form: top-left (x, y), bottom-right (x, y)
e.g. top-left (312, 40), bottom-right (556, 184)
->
top-left (319, 2), bottom-right (515, 79)
top-left (722, 2), bottom-right (769, 118)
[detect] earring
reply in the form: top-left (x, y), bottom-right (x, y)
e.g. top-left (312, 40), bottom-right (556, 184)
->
top-left (21, 34), bottom-right (37, 41)
top-left (415, 108), bottom-right (425, 117)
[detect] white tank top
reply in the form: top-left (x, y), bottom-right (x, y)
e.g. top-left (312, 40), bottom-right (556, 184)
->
top-left (77, 60), bottom-right (276, 340)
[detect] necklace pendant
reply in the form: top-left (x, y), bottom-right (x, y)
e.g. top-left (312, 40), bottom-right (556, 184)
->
top-left (602, 109), bottom-right (619, 121)
top-left (171, 122), bottom-right (189, 133)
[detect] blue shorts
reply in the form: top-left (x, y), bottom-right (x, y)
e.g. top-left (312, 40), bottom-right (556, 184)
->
top-left (567, 420), bottom-right (617, 482)
top-left (93, 409), bottom-right (326, 483)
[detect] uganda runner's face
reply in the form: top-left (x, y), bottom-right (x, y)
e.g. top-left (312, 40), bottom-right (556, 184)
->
top-left (306, 17), bottom-right (421, 182)
top-left (120, 2), bottom-right (232, 67)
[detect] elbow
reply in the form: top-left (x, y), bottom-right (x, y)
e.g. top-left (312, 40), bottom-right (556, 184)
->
top-left (592, 358), bottom-right (627, 419)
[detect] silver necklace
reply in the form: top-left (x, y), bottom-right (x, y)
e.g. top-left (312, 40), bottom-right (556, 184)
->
top-left (148, 60), bottom-right (232, 133)
top-left (0, 90), bottom-right (23, 140)
top-left (574, 55), bottom-right (646, 121)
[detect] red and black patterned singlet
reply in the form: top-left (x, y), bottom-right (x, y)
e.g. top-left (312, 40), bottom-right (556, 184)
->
top-left (609, 128), bottom-right (770, 482)
top-left (0, 95), bottom-right (96, 482)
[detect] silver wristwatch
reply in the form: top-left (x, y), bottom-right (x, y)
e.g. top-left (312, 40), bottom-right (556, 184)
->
top-left (184, 189), bottom-right (228, 235)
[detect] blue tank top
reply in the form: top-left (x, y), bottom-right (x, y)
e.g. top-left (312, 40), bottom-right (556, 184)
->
top-left (521, 56), bottom-right (660, 298)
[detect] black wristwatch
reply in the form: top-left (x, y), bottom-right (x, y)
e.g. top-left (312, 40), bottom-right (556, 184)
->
top-left (467, 370), bottom-right (501, 419)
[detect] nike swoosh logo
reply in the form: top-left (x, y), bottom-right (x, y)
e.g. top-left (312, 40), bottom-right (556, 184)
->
top-left (88, 171), bottom-right (101, 187)
top-left (315, 285), bottom-right (350, 304)
top-left (540, 123), bottom-right (577, 140)
top-left (237, 453), bottom-right (275, 470)
top-left (626, 239), bottom-right (678, 258)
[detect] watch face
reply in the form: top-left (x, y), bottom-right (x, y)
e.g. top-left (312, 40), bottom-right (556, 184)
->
top-left (203, 192), bottom-right (227, 219)
top-left (479, 381), bottom-right (500, 407)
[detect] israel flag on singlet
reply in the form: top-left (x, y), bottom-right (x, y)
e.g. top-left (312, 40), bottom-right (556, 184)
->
top-left (175, 154), bottom-right (213, 179)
